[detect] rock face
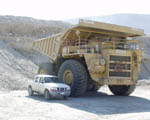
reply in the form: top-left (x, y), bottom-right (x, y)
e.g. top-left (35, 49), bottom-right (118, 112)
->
top-left (0, 15), bottom-right (71, 38)
top-left (0, 41), bottom-right (38, 90)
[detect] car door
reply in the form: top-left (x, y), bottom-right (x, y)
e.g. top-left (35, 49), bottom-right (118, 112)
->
top-left (34, 77), bottom-right (40, 92)
top-left (38, 77), bottom-right (45, 94)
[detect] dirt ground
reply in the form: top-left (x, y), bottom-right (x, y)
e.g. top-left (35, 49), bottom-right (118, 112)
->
top-left (0, 83), bottom-right (150, 120)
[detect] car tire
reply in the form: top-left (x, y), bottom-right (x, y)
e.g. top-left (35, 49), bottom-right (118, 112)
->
top-left (44, 90), bottom-right (50, 100)
top-left (28, 87), bottom-right (34, 96)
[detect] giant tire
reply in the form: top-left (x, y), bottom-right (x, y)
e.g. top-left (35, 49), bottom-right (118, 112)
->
top-left (108, 84), bottom-right (136, 96)
top-left (38, 63), bottom-right (56, 75)
top-left (58, 60), bottom-right (88, 97)
top-left (87, 82), bottom-right (101, 92)
top-left (89, 85), bottom-right (101, 92)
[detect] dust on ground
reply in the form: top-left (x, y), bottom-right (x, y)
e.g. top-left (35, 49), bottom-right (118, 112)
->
top-left (0, 83), bottom-right (150, 120)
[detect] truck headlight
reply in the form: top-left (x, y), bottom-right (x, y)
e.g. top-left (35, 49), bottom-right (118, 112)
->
top-left (100, 59), bottom-right (106, 65)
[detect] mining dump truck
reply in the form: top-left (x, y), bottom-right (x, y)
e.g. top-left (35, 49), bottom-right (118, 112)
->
top-left (33, 19), bottom-right (145, 97)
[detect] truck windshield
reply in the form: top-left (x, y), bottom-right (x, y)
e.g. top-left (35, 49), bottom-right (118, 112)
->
top-left (44, 77), bottom-right (58, 83)
top-left (127, 42), bottom-right (139, 50)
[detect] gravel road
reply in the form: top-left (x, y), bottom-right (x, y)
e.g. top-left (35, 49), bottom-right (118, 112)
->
top-left (0, 84), bottom-right (150, 120)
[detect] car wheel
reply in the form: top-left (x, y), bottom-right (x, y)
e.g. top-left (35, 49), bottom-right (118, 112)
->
top-left (44, 90), bottom-right (50, 100)
top-left (28, 87), bottom-right (34, 96)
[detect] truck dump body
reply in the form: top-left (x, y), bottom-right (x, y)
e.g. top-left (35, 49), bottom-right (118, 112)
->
top-left (33, 33), bottom-right (62, 62)
top-left (33, 19), bottom-right (144, 62)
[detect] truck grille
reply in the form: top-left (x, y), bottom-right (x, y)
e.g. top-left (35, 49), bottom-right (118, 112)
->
top-left (109, 55), bottom-right (131, 77)
top-left (109, 71), bottom-right (130, 77)
top-left (57, 88), bottom-right (67, 92)
top-left (109, 63), bottom-right (131, 70)
top-left (110, 56), bottom-right (131, 62)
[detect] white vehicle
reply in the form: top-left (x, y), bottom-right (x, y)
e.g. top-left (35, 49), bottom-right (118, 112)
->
top-left (28, 74), bottom-right (71, 100)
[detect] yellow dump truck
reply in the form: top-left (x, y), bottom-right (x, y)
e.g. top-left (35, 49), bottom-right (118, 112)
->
top-left (33, 19), bottom-right (145, 97)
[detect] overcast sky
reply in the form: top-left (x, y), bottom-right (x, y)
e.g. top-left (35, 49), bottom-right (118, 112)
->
top-left (0, 0), bottom-right (150, 20)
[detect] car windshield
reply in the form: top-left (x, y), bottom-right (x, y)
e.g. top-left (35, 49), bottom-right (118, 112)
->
top-left (44, 77), bottom-right (58, 83)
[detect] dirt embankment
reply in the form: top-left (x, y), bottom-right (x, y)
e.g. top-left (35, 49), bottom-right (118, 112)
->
top-left (0, 41), bottom-right (38, 90)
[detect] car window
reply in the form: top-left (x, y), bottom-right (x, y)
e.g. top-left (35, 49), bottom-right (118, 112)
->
top-left (44, 77), bottom-right (58, 83)
top-left (39, 77), bottom-right (44, 83)
top-left (35, 77), bottom-right (39, 82)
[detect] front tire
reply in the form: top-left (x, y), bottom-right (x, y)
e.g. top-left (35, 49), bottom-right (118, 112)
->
top-left (108, 84), bottom-right (136, 96)
top-left (58, 60), bottom-right (88, 97)
top-left (44, 90), bottom-right (50, 100)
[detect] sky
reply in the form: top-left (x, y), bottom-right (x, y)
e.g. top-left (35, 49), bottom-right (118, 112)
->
top-left (0, 0), bottom-right (150, 20)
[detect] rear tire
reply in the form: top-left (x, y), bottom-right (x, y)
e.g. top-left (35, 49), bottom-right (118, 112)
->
top-left (28, 87), bottom-right (34, 96)
top-left (44, 90), bottom-right (50, 100)
top-left (87, 82), bottom-right (101, 92)
top-left (58, 60), bottom-right (88, 97)
top-left (108, 84), bottom-right (136, 96)
top-left (89, 85), bottom-right (101, 92)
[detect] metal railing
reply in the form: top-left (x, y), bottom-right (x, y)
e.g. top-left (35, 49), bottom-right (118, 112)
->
top-left (62, 38), bottom-right (141, 54)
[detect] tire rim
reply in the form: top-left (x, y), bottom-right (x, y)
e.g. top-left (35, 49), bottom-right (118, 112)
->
top-left (63, 69), bottom-right (73, 86)
top-left (40, 69), bottom-right (45, 74)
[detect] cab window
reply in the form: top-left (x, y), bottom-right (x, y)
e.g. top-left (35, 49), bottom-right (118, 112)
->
top-left (35, 77), bottom-right (39, 82)
top-left (39, 77), bottom-right (44, 83)
top-left (44, 77), bottom-right (57, 83)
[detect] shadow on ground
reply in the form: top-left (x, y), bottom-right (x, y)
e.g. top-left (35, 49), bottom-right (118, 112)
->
top-left (26, 91), bottom-right (150, 115)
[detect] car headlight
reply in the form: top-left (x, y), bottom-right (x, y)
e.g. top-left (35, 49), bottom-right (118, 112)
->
top-left (100, 59), bottom-right (106, 65)
top-left (50, 87), bottom-right (57, 91)
top-left (67, 87), bottom-right (71, 91)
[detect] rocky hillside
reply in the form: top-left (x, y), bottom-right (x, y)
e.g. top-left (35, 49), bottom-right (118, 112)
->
top-left (0, 15), bottom-right (72, 90)
top-left (0, 15), bottom-right (71, 38)
top-left (0, 41), bottom-right (38, 90)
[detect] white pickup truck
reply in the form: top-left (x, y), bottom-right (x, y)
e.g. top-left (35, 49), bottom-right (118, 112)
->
top-left (28, 74), bottom-right (71, 100)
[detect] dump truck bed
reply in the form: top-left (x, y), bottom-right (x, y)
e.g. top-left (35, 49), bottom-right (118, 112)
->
top-left (33, 19), bottom-right (145, 62)
top-left (74, 19), bottom-right (144, 37)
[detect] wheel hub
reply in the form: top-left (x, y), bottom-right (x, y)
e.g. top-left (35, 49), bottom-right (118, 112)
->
top-left (63, 69), bottom-right (73, 86)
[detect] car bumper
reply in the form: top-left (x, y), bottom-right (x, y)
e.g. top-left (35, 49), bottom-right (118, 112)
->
top-left (50, 91), bottom-right (71, 97)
